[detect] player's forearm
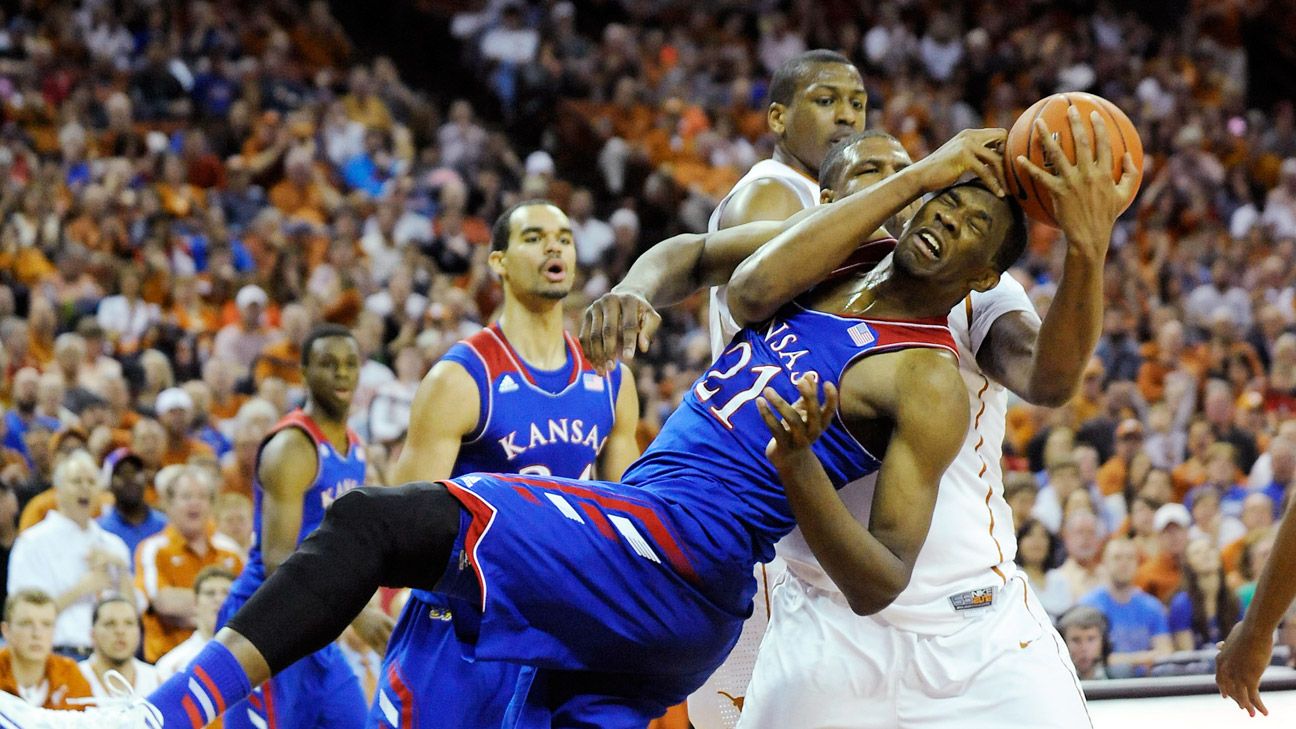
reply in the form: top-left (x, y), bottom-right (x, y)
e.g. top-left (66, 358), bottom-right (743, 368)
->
top-left (1025, 250), bottom-right (1105, 406)
top-left (611, 233), bottom-right (707, 308)
top-left (1237, 501), bottom-right (1296, 638)
top-left (775, 456), bottom-right (908, 615)
top-left (728, 166), bottom-right (930, 326)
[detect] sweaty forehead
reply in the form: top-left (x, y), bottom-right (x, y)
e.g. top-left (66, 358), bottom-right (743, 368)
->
top-left (309, 336), bottom-right (358, 362)
top-left (851, 138), bottom-right (910, 165)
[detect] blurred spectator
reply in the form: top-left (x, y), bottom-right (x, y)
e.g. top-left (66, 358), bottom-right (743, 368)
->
top-left (1185, 482), bottom-right (1245, 549)
top-left (155, 567), bottom-right (235, 681)
top-left (1203, 380), bottom-right (1259, 473)
top-left (1049, 510), bottom-right (1108, 609)
top-left (76, 596), bottom-right (159, 697)
top-left (1168, 538), bottom-right (1241, 652)
top-left (7, 451), bottom-right (133, 656)
top-left (1033, 458), bottom-right (1090, 535)
top-left (3, 369), bottom-right (59, 468)
top-left (1080, 538), bottom-right (1173, 679)
top-left (1059, 605), bottom-right (1110, 681)
top-left (1016, 518), bottom-right (1068, 620)
top-left (368, 346), bottom-right (424, 446)
top-left (95, 449), bottom-right (167, 559)
top-left (1097, 419), bottom-right (1144, 501)
top-left (1135, 503), bottom-right (1192, 604)
top-left (1254, 435), bottom-right (1296, 514)
top-left (253, 303), bottom-right (309, 390)
top-left (95, 268), bottom-right (161, 356)
top-left (214, 492), bottom-right (254, 557)
top-left (0, 590), bottom-right (91, 709)
top-left (1004, 472), bottom-right (1038, 533)
top-left (155, 388), bottom-right (215, 468)
top-left (213, 286), bottom-right (282, 374)
top-left (134, 466), bottom-right (243, 662)
top-left (1235, 528), bottom-right (1276, 613)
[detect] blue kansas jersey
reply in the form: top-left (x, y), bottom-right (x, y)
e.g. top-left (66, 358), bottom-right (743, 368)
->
top-left (623, 303), bottom-right (958, 564)
top-left (230, 410), bottom-right (366, 602)
top-left (445, 323), bottom-right (622, 480)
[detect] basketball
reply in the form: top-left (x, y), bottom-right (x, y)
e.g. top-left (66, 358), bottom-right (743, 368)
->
top-left (1005, 92), bottom-right (1144, 227)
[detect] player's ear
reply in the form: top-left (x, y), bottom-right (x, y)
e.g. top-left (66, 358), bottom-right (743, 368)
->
top-left (767, 102), bottom-right (787, 136)
top-left (819, 188), bottom-right (835, 204)
top-left (969, 268), bottom-right (1000, 293)
top-left (487, 249), bottom-right (507, 278)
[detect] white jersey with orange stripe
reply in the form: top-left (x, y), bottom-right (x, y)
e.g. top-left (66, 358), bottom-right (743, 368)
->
top-left (774, 272), bottom-right (1038, 636)
top-left (705, 158), bottom-right (820, 358)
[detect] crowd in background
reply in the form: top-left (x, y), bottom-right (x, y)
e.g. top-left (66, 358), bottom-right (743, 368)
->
top-left (0, 0), bottom-right (1295, 699)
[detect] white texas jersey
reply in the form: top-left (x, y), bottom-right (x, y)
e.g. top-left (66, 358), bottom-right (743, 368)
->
top-left (775, 272), bottom-right (1038, 635)
top-left (706, 158), bottom-right (820, 357)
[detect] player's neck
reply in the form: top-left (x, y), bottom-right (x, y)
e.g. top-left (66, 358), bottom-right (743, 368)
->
top-left (497, 298), bottom-right (568, 370)
top-left (771, 144), bottom-right (817, 182)
top-left (302, 401), bottom-right (349, 450)
top-left (861, 268), bottom-right (961, 320)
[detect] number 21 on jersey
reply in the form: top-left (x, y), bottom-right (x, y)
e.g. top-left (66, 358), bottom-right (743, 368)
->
top-left (693, 342), bottom-right (782, 429)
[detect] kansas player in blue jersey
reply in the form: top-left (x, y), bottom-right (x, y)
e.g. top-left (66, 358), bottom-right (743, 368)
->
top-left (47, 130), bottom-right (1037, 729)
top-left (369, 200), bottom-right (640, 728)
top-left (215, 324), bottom-right (392, 729)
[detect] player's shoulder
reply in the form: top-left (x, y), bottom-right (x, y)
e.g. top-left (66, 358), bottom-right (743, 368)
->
top-left (719, 177), bottom-right (809, 227)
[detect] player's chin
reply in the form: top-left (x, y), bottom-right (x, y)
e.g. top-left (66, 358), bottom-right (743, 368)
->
top-left (539, 285), bottom-right (571, 301)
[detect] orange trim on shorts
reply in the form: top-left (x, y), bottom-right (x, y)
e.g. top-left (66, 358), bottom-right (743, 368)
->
top-left (760, 563), bottom-right (772, 621)
top-left (964, 295), bottom-right (973, 329)
top-left (181, 696), bottom-right (204, 729)
top-left (972, 376), bottom-right (1007, 584)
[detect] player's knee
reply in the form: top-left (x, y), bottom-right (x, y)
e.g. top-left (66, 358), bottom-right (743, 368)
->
top-left (326, 481), bottom-right (460, 547)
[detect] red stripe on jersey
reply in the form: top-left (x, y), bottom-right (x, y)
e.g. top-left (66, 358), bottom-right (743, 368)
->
top-left (579, 500), bottom-right (619, 541)
top-left (442, 480), bottom-right (499, 611)
top-left (269, 410), bottom-right (327, 447)
top-left (388, 663), bottom-right (416, 728)
top-left (514, 485), bottom-right (542, 504)
top-left (564, 331), bottom-right (595, 385)
top-left (824, 237), bottom-right (897, 283)
top-left (497, 474), bottom-right (700, 585)
top-left (460, 326), bottom-right (535, 386)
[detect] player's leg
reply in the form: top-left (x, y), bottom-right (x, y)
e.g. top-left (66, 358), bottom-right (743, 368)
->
top-left (146, 482), bottom-right (462, 728)
top-left (896, 576), bottom-right (1091, 729)
top-left (737, 571), bottom-right (901, 729)
top-left (367, 591), bottom-right (517, 729)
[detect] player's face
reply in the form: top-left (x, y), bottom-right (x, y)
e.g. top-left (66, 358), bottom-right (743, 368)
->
top-left (823, 136), bottom-right (919, 232)
top-left (2, 602), bottom-right (55, 663)
top-left (91, 601), bottom-right (140, 663)
top-left (777, 63), bottom-right (867, 176)
top-left (894, 185), bottom-right (1009, 290)
top-left (304, 336), bottom-right (361, 416)
top-left (491, 204), bottom-right (577, 302)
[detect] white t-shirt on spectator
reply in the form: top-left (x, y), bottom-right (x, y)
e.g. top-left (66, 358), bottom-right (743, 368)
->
top-left (96, 297), bottom-right (161, 348)
top-left (480, 26), bottom-right (538, 65)
top-left (8, 511), bottom-right (133, 650)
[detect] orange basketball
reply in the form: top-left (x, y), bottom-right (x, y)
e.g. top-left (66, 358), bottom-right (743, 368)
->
top-left (1004, 92), bottom-right (1144, 227)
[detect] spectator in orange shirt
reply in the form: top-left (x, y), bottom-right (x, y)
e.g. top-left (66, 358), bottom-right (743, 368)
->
top-left (1098, 419), bottom-right (1144, 498)
top-left (268, 147), bottom-right (340, 226)
top-left (1137, 319), bottom-right (1203, 403)
top-left (214, 492), bottom-right (254, 558)
top-left (0, 590), bottom-right (91, 710)
top-left (154, 154), bottom-right (207, 219)
top-left (24, 298), bottom-right (56, 370)
top-left (1135, 503), bottom-right (1192, 604)
top-left (155, 388), bottom-right (214, 468)
top-left (1221, 491), bottom-right (1274, 583)
top-left (166, 275), bottom-right (219, 337)
top-left (341, 67), bottom-right (393, 132)
top-left (213, 286), bottom-right (283, 376)
top-left (135, 466), bottom-right (244, 662)
top-left (253, 303), bottom-right (309, 389)
top-left (1066, 357), bottom-right (1106, 429)
top-left (219, 419), bottom-right (262, 501)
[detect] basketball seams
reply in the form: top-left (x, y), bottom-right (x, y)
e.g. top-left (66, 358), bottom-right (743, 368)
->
top-left (1022, 97), bottom-right (1056, 226)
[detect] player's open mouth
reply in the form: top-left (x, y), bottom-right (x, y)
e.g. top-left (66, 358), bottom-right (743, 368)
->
top-left (916, 229), bottom-right (942, 260)
top-left (334, 388), bottom-right (352, 399)
top-left (543, 260), bottom-right (567, 282)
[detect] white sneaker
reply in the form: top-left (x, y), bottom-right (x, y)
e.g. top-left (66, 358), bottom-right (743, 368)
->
top-left (0, 671), bottom-right (165, 728)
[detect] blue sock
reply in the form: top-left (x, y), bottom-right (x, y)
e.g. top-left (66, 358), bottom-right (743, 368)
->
top-left (146, 641), bottom-right (251, 728)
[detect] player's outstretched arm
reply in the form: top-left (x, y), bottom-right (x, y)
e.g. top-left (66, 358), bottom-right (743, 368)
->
top-left (759, 353), bottom-right (967, 616)
top-left (257, 428), bottom-right (320, 578)
top-left (728, 129), bottom-right (1008, 328)
top-left (1217, 496), bottom-right (1296, 717)
top-left (580, 211), bottom-right (812, 371)
top-left (989, 106), bottom-right (1141, 406)
top-left (389, 360), bottom-right (480, 484)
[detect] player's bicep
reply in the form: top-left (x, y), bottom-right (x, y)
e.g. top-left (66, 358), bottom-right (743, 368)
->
top-left (696, 218), bottom-right (801, 288)
top-left (976, 310), bottom-right (1040, 398)
top-left (257, 429), bottom-right (318, 574)
top-left (390, 361), bottom-right (480, 484)
top-left (599, 363), bottom-right (642, 481)
top-left (715, 178), bottom-right (806, 229)
top-left (870, 364), bottom-right (968, 570)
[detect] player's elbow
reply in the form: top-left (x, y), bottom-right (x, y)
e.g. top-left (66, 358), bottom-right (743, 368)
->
top-left (726, 275), bottom-right (777, 328)
top-left (1022, 379), bottom-right (1079, 408)
top-left (844, 575), bottom-right (908, 616)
